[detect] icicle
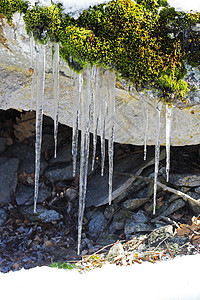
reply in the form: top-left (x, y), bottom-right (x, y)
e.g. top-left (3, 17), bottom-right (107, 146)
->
top-left (77, 68), bottom-right (91, 255)
top-left (141, 96), bottom-right (149, 161)
top-left (72, 73), bottom-right (83, 177)
top-left (30, 35), bottom-right (35, 111)
top-left (99, 68), bottom-right (108, 176)
top-left (107, 70), bottom-right (116, 205)
top-left (52, 43), bottom-right (60, 159)
top-left (91, 65), bottom-right (99, 171)
top-left (153, 101), bottom-right (163, 215)
top-left (33, 44), bottom-right (45, 214)
top-left (166, 104), bottom-right (173, 182)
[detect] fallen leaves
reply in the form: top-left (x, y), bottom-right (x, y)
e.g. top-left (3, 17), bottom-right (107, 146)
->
top-left (175, 216), bottom-right (200, 244)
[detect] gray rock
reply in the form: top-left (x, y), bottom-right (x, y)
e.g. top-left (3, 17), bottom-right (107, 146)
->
top-left (45, 163), bottom-right (74, 182)
top-left (0, 157), bottom-right (19, 204)
top-left (7, 143), bottom-right (47, 175)
top-left (122, 198), bottom-right (149, 211)
top-left (48, 143), bottom-right (72, 164)
top-left (96, 234), bottom-right (119, 246)
top-left (124, 219), bottom-right (149, 237)
top-left (15, 184), bottom-right (51, 206)
top-left (107, 242), bottom-right (125, 262)
top-left (0, 137), bottom-right (7, 154)
top-left (169, 173), bottom-right (200, 187)
top-left (0, 208), bottom-right (8, 226)
top-left (148, 225), bottom-right (174, 246)
top-left (132, 210), bottom-right (149, 223)
top-left (88, 211), bottom-right (106, 239)
top-left (86, 147), bottom-right (157, 207)
top-left (104, 206), bottom-right (115, 220)
top-left (194, 186), bottom-right (200, 194)
top-left (1, 14), bottom-right (200, 148)
top-left (41, 134), bottom-right (54, 153)
top-left (159, 199), bottom-right (185, 217)
top-left (110, 209), bottom-right (133, 232)
top-left (19, 206), bottom-right (63, 222)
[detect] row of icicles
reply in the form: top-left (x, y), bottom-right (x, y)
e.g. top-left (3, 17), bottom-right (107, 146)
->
top-left (30, 42), bottom-right (173, 254)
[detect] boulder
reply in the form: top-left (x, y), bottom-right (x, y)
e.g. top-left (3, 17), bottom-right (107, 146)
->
top-left (0, 14), bottom-right (200, 147)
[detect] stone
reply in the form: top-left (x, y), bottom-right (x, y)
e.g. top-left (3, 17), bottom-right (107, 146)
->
top-left (133, 210), bottom-right (149, 223)
top-left (0, 137), bottom-right (6, 154)
top-left (107, 242), bottom-right (125, 262)
top-left (96, 234), bottom-right (119, 246)
top-left (124, 210), bottom-right (150, 236)
top-left (0, 157), bottom-right (19, 204)
top-left (48, 143), bottom-right (72, 164)
top-left (44, 163), bottom-right (74, 183)
top-left (148, 225), bottom-right (174, 246)
top-left (6, 143), bottom-right (47, 175)
top-left (1, 14), bottom-right (200, 148)
top-left (159, 199), bottom-right (186, 217)
top-left (88, 211), bottom-right (106, 239)
top-left (15, 184), bottom-right (51, 206)
top-left (122, 198), bottom-right (149, 211)
top-left (110, 209), bottom-right (133, 232)
top-left (194, 186), bottom-right (200, 194)
top-left (19, 206), bottom-right (63, 223)
top-left (0, 208), bottom-right (8, 226)
top-left (86, 147), bottom-right (159, 207)
top-left (124, 219), bottom-right (149, 237)
top-left (169, 173), bottom-right (200, 187)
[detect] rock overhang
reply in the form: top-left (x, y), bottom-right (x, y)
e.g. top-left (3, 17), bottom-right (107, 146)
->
top-left (0, 0), bottom-right (200, 146)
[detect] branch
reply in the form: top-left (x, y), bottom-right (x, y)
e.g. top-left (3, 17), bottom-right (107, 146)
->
top-left (115, 171), bottom-right (200, 208)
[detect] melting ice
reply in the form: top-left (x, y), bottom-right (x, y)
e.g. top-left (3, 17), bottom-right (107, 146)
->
top-left (153, 101), bottom-right (163, 215)
top-left (52, 43), bottom-right (60, 159)
top-left (165, 104), bottom-right (173, 182)
top-left (33, 44), bottom-right (45, 213)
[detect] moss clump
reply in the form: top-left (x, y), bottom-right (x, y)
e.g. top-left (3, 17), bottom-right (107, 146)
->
top-left (0, 0), bottom-right (28, 22)
top-left (0, 0), bottom-right (200, 102)
top-left (49, 261), bottom-right (77, 270)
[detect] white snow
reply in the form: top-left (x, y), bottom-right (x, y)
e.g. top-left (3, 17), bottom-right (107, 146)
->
top-left (1, 254), bottom-right (200, 300)
top-left (28, 0), bottom-right (111, 17)
top-left (167, 0), bottom-right (200, 12)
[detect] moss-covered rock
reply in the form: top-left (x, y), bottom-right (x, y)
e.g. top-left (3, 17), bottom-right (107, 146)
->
top-left (0, 0), bottom-right (200, 102)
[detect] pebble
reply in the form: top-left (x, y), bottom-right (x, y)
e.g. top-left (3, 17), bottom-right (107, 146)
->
top-left (122, 198), bottom-right (149, 211)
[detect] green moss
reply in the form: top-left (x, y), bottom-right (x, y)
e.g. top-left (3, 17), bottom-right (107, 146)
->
top-left (0, 0), bottom-right (28, 22)
top-left (0, 0), bottom-right (200, 102)
top-left (49, 261), bottom-right (77, 270)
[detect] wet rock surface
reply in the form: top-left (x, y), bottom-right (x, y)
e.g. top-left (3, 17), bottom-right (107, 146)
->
top-left (0, 110), bottom-right (200, 273)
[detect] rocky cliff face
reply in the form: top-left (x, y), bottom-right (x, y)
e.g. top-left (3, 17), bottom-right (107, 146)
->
top-left (1, 13), bottom-right (200, 146)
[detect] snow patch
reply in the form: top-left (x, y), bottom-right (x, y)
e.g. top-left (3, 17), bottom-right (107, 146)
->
top-left (167, 0), bottom-right (200, 12)
top-left (1, 254), bottom-right (200, 300)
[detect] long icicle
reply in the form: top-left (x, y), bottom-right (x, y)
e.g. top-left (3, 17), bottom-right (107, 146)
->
top-left (166, 104), bottom-right (174, 182)
top-left (33, 44), bottom-right (45, 213)
top-left (153, 101), bottom-right (163, 215)
top-left (72, 72), bottom-right (83, 177)
top-left (52, 43), bottom-right (60, 159)
top-left (91, 65), bottom-right (99, 171)
top-left (142, 96), bottom-right (149, 161)
top-left (100, 68), bottom-right (108, 176)
top-left (107, 70), bottom-right (116, 205)
top-left (77, 68), bottom-right (91, 255)
top-left (30, 34), bottom-right (35, 111)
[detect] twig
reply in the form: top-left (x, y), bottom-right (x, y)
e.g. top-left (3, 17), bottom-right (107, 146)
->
top-left (115, 171), bottom-right (200, 207)
top-left (154, 236), bottom-right (169, 250)
top-left (82, 240), bottom-right (126, 262)
top-left (164, 241), bottom-right (174, 258)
